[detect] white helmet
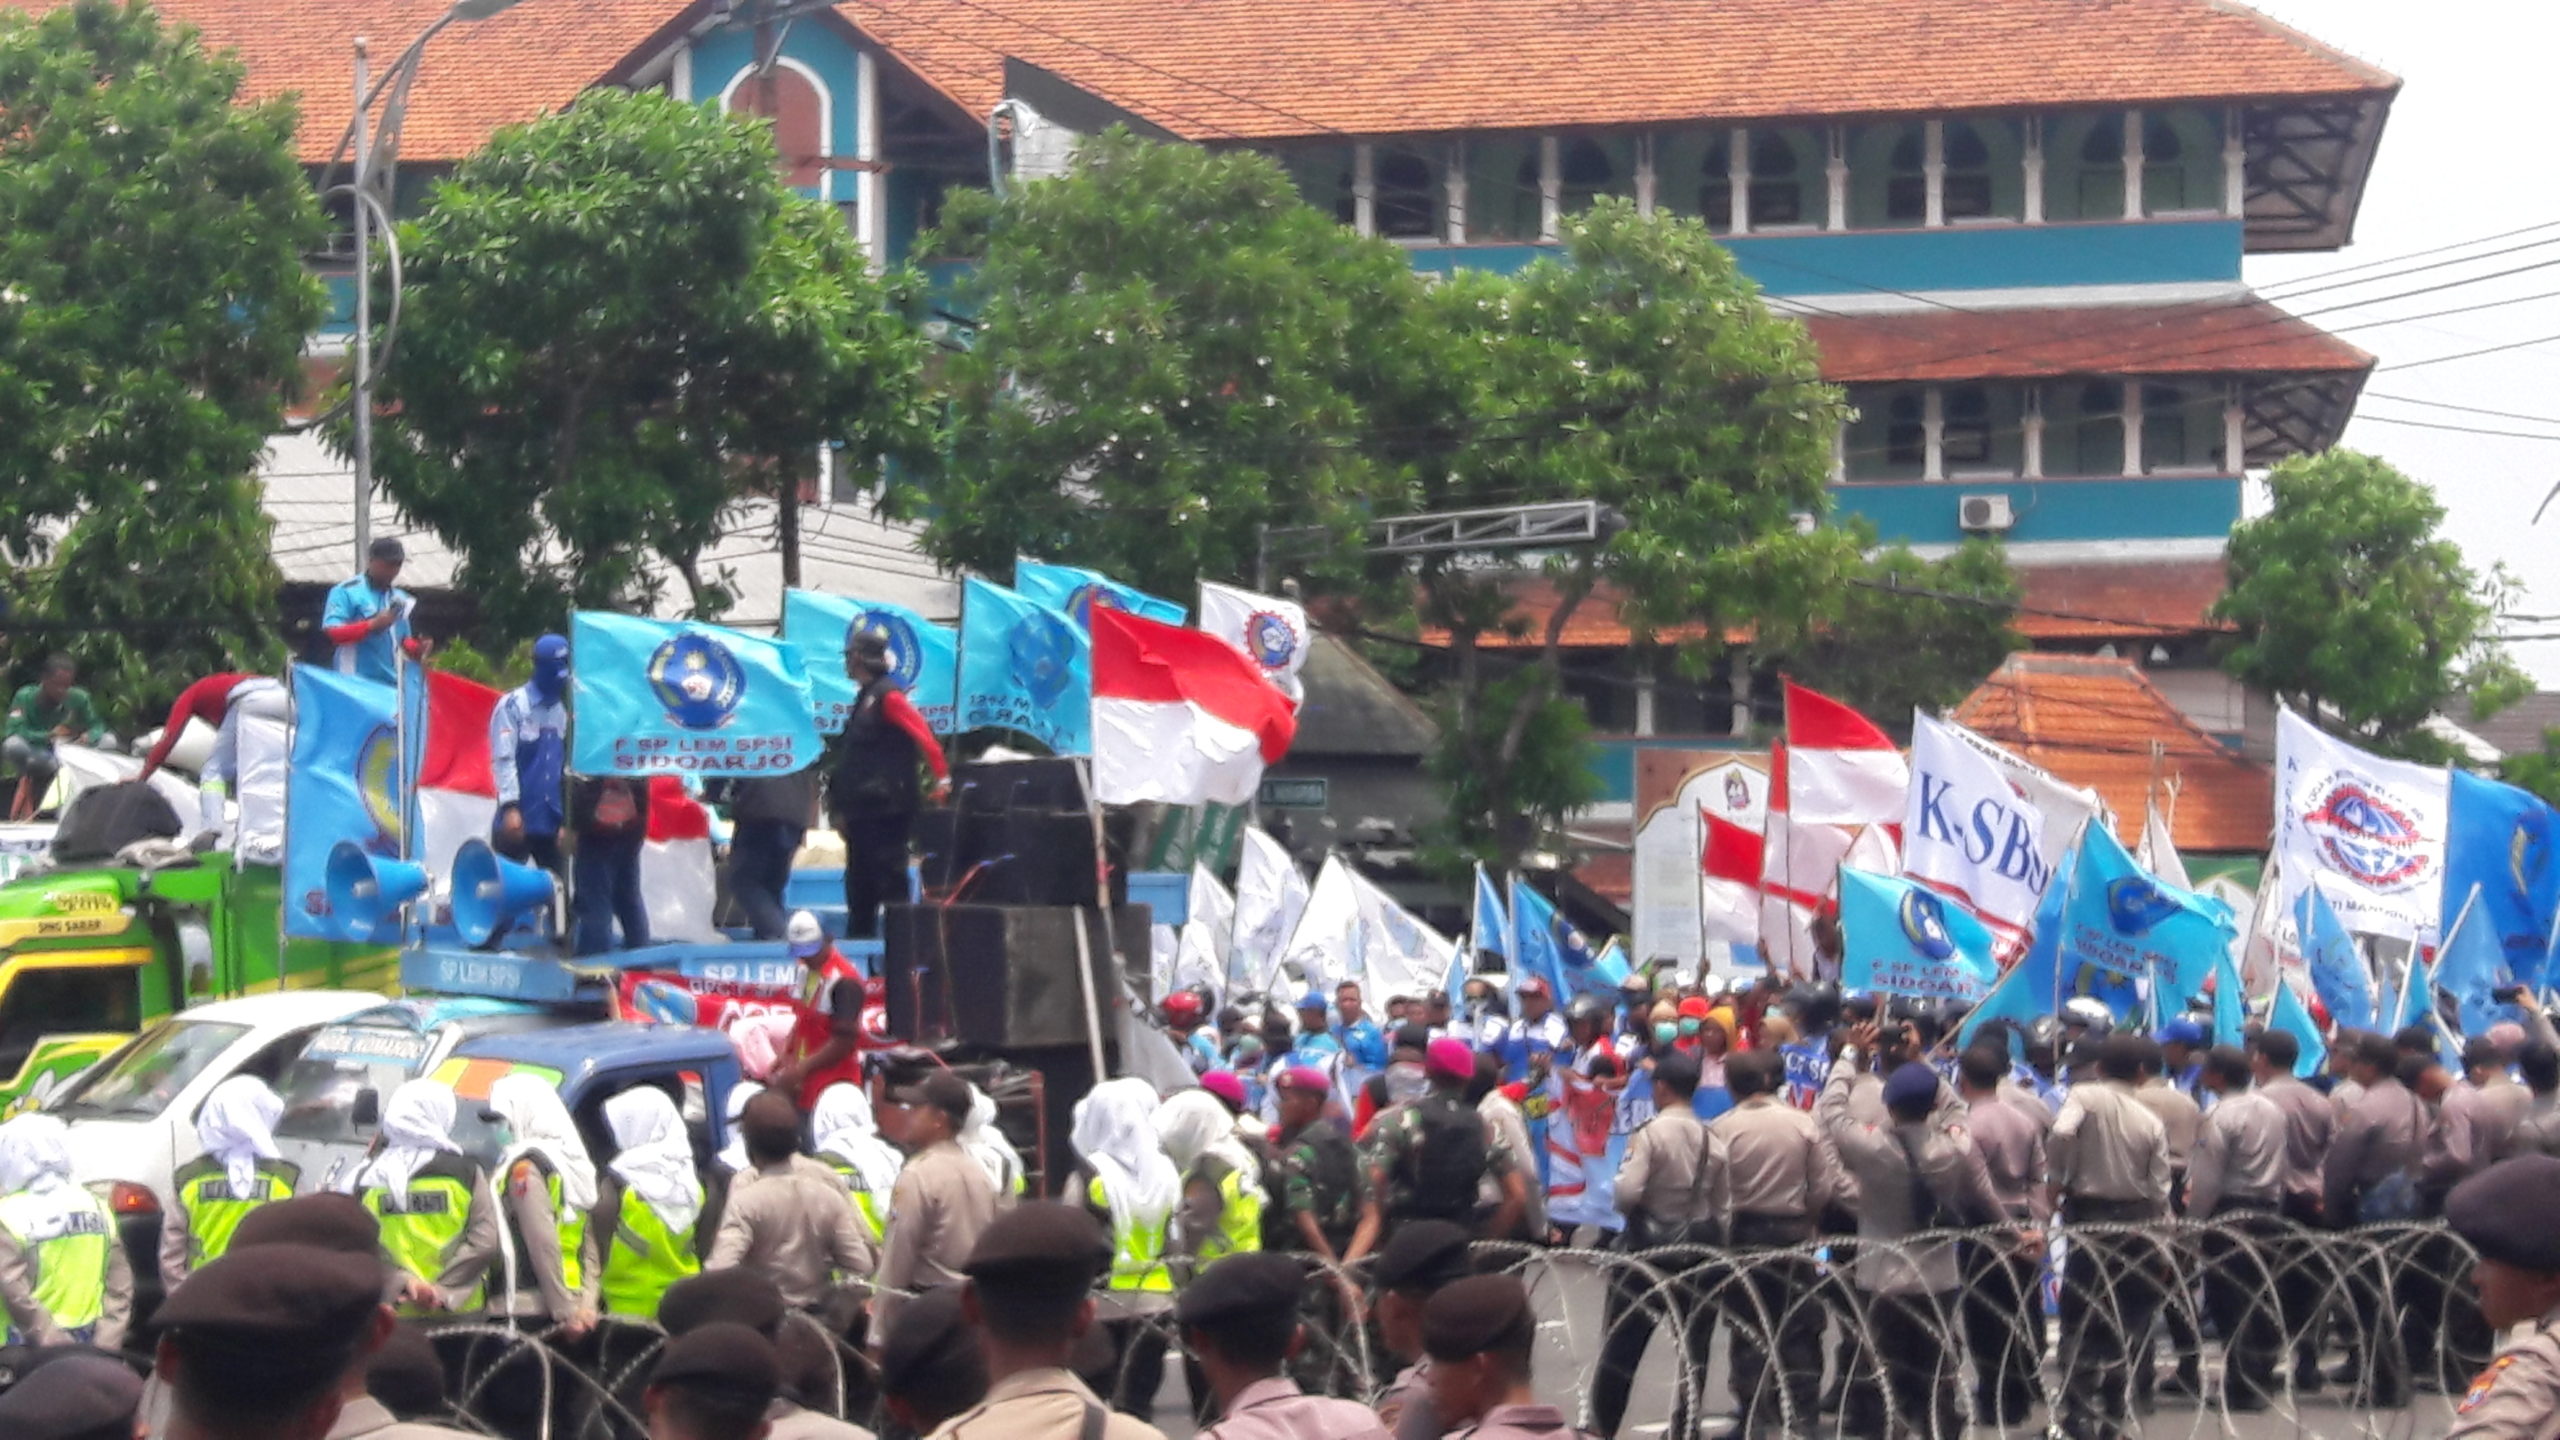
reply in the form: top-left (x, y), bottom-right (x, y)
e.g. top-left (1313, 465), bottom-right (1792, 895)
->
top-left (786, 910), bottom-right (827, 958)
top-left (2060, 996), bottom-right (2114, 1032)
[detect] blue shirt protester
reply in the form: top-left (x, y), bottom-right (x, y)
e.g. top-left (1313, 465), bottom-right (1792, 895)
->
top-left (1336, 1016), bottom-right (1388, 1071)
top-left (321, 575), bottom-right (413, 687)
top-left (489, 685), bottom-right (569, 838)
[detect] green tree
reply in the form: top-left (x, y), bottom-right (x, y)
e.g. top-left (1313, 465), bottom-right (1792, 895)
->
top-left (1775, 537), bottom-right (2023, 723)
top-left (914, 130), bottom-right (1434, 597)
top-left (366, 88), bottom-right (933, 644)
top-left (2501, 733), bottom-right (2560, 811)
top-left (2214, 449), bottom-right (2525, 761)
top-left (0, 0), bottom-right (322, 724)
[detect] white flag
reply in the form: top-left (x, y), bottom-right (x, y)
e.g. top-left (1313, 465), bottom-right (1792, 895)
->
top-left (1904, 714), bottom-right (2053, 942)
top-left (1198, 580), bottom-right (1310, 702)
top-left (1936, 716), bottom-right (2102, 876)
top-left (1275, 854), bottom-right (1360, 990)
top-left (1344, 865), bottom-right (1460, 1002)
top-left (1229, 825), bottom-right (1310, 990)
top-left (1172, 864), bottom-right (1237, 1001)
top-left (2140, 787), bottom-right (2192, 891)
top-left (2273, 707), bottom-right (2448, 944)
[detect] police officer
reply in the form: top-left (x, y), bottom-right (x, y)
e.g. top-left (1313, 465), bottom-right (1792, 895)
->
top-left (1711, 1048), bottom-right (1844, 1437)
top-left (1954, 1044), bottom-right (2048, 1428)
top-left (150, 1243), bottom-right (388, 1440)
top-left (646, 1322), bottom-right (784, 1440)
top-left (1157, 1089), bottom-right (1265, 1275)
top-left (880, 1285), bottom-right (989, 1437)
top-left (1365, 1219), bottom-right (1473, 1440)
top-left (2444, 1154), bottom-right (2560, 1440)
top-left (486, 1074), bottom-right (602, 1335)
top-left (708, 1092), bottom-right (875, 1313)
top-left (1592, 1050), bottom-right (1723, 1440)
top-left (160, 1075), bottom-right (299, 1293)
top-left (0, 1114), bottom-right (130, 1348)
top-left (1420, 1275), bottom-right (1571, 1440)
top-left (592, 1086), bottom-right (707, 1324)
top-left (2188, 1045), bottom-right (2287, 1412)
top-left (353, 1082), bottom-right (499, 1320)
top-left (1177, 1253), bottom-right (1386, 1440)
top-left (935, 1202), bottom-right (1168, 1440)
top-left (2049, 1033), bottom-right (2172, 1440)
top-left (2249, 1028), bottom-right (2335, 1394)
top-left (655, 1269), bottom-right (866, 1440)
top-left (0, 1351), bottom-right (143, 1440)
top-left (878, 1070), bottom-right (998, 1333)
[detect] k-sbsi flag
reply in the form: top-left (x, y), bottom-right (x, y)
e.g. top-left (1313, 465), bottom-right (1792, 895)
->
top-left (570, 613), bottom-right (823, 777)
top-left (1014, 559), bottom-right (1187, 627)
top-left (2268, 978), bottom-right (2328, 1078)
top-left (284, 665), bottom-right (403, 940)
top-left (957, 578), bottom-right (1092, 756)
top-left (1784, 681), bottom-right (1909, 826)
top-left (1904, 714), bottom-right (2053, 947)
top-left (783, 589), bottom-right (958, 735)
top-left (2274, 707), bottom-right (2449, 945)
top-left (2435, 885), bottom-right (2517, 1036)
top-left (1197, 581), bottom-right (1310, 703)
top-left (1838, 868), bottom-right (1999, 1002)
top-left (1091, 608), bottom-right (1297, 807)
top-left (2056, 822), bottom-right (2237, 1012)
top-left (2442, 768), bottom-right (2560, 989)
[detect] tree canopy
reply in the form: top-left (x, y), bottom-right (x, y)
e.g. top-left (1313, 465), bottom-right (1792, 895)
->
top-left (0, 0), bottom-right (321, 723)
top-left (2214, 448), bottom-right (2524, 760)
top-left (365, 87), bottom-right (934, 643)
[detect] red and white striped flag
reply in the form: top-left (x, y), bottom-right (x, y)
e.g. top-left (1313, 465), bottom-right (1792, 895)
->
top-left (1092, 608), bottom-right (1298, 807)
top-left (1699, 806), bottom-right (1765, 945)
top-left (417, 671), bottom-right (501, 897)
top-left (1783, 680), bottom-right (1908, 826)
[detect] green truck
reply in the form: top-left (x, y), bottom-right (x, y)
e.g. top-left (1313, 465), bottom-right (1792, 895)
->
top-left (0, 858), bottom-right (394, 1113)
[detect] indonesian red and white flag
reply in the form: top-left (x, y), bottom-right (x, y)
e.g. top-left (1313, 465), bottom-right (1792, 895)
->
top-left (1092, 608), bottom-right (1298, 807)
top-left (1699, 808), bottom-right (1765, 946)
top-left (1783, 680), bottom-right (1909, 826)
top-left (1197, 580), bottom-right (1310, 703)
top-left (417, 671), bottom-right (502, 903)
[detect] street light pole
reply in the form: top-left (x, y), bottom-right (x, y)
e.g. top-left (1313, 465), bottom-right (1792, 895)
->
top-left (350, 37), bottom-right (373, 574)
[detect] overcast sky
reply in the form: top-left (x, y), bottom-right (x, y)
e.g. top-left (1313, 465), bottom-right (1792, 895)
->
top-left (2242, 0), bottom-right (2560, 685)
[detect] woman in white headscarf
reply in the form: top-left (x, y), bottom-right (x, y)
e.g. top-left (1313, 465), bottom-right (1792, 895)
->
top-left (487, 1072), bottom-right (601, 1335)
top-left (811, 1082), bottom-right (903, 1244)
top-left (716, 1080), bottom-right (764, 1174)
top-left (159, 1074), bottom-right (297, 1292)
top-left (347, 1078), bottom-right (500, 1317)
top-left (1153, 1088), bottom-right (1266, 1270)
top-left (0, 1113), bottom-right (130, 1348)
top-left (589, 1086), bottom-right (704, 1323)
top-left (1069, 1077), bottom-right (1180, 1413)
top-left (959, 1084), bottom-right (1026, 1204)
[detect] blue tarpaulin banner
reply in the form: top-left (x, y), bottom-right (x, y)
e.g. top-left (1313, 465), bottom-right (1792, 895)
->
top-left (1840, 868), bottom-right (1999, 1001)
top-left (956, 578), bottom-right (1091, 754)
top-left (285, 665), bottom-right (402, 940)
top-left (783, 589), bottom-right (958, 735)
top-left (569, 613), bottom-right (821, 777)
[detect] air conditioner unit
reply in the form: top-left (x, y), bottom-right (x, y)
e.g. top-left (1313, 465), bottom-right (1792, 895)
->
top-left (1958, 493), bottom-right (2015, 533)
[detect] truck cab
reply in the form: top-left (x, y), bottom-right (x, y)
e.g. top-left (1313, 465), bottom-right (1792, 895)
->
top-left (430, 1023), bottom-right (744, 1179)
top-left (270, 995), bottom-right (562, 1194)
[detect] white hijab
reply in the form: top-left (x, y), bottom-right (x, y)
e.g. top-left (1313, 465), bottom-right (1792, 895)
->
top-left (0, 1114), bottom-right (73, 1196)
top-left (960, 1085), bottom-right (1025, 1198)
top-left (1153, 1089), bottom-right (1264, 1200)
top-left (490, 1073), bottom-right (599, 1212)
top-left (196, 1075), bottom-right (285, 1201)
top-left (351, 1079), bottom-right (461, 1205)
top-left (718, 1082), bottom-right (764, 1173)
top-left (1071, 1078), bottom-right (1178, 1238)
top-left (604, 1087), bottom-right (703, 1234)
top-left (811, 1084), bottom-right (904, 1200)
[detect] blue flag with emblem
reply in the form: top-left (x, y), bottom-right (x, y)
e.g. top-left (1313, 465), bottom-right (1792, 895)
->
top-left (2435, 885), bottom-right (2515, 1036)
top-left (569, 613), bottom-right (822, 778)
top-left (2443, 769), bottom-right (2560, 991)
top-left (1839, 869), bottom-right (1999, 1000)
top-left (1958, 847), bottom-right (2078, 1045)
top-left (782, 589), bottom-right (958, 736)
top-left (2269, 979), bottom-right (2328, 1079)
top-left (1509, 876), bottom-right (1626, 1002)
top-left (2298, 880), bottom-right (2376, 1032)
top-left (2055, 822), bottom-right (2235, 1013)
top-left (1473, 864), bottom-right (1510, 964)
top-left (285, 665), bottom-right (403, 940)
top-left (956, 578), bottom-right (1091, 755)
top-left (1014, 559), bottom-right (1186, 628)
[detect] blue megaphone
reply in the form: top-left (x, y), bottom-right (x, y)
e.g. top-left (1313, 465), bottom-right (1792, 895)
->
top-left (450, 838), bottom-right (556, 947)
top-left (324, 840), bottom-right (428, 943)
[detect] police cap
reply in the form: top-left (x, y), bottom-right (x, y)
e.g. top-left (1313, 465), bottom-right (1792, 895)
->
top-left (659, 1267), bottom-right (789, 1339)
top-left (230, 1191), bottom-right (381, 1257)
top-left (1420, 1274), bottom-right (1535, 1362)
top-left (1368, 1218), bottom-right (1473, 1294)
top-left (892, 1070), bottom-right (974, 1125)
top-left (2448, 1155), bottom-right (2560, 1274)
top-left (0, 1354), bottom-right (143, 1440)
top-left (963, 1201), bottom-right (1111, 1296)
top-left (1174, 1252), bottom-right (1304, 1331)
top-left (651, 1322), bottom-right (781, 1409)
top-left (1882, 1060), bottom-right (1941, 1114)
top-left (877, 1284), bottom-right (983, 1399)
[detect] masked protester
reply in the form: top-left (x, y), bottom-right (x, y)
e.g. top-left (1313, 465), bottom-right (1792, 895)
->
top-left (490, 633), bottom-right (571, 885)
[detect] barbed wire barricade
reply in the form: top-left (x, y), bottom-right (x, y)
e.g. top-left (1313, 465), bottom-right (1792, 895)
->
top-left (417, 1220), bottom-right (2487, 1440)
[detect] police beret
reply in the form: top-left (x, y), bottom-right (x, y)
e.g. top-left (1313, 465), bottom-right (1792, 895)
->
top-left (877, 1285), bottom-right (982, 1398)
top-left (963, 1202), bottom-right (1111, 1295)
top-left (1421, 1274), bottom-right (1534, 1362)
top-left (1175, 1252), bottom-right (1304, 1331)
top-left (1369, 1219), bottom-right (1473, 1294)
top-left (1200, 1071), bottom-right (1248, 1111)
top-left (0, 1354), bottom-right (143, 1440)
top-left (1274, 1065), bottom-right (1332, 1095)
top-left (154, 1243), bottom-right (384, 1345)
top-left (659, 1268), bottom-right (789, 1339)
top-left (230, 1192), bottom-right (381, 1257)
top-left (2448, 1155), bottom-right (2560, 1273)
top-left (1882, 1061), bottom-right (1941, 1113)
top-left (651, 1322), bottom-right (780, 1407)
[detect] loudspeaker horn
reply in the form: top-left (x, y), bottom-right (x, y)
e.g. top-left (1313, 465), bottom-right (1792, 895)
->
top-left (323, 840), bottom-right (428, 943)
top-left (450, 838), bottom-right (555, 948)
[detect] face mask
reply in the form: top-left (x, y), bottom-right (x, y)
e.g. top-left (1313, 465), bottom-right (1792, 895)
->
top-left (1384, 1063), bottom-right (1429, 1106)
top-left (1464, 998), bottom-right (1488, 1018)
top-left (1679, 1018), bottom-right (1703, 1037)
top-left (1653, 1022), bottom-right (1678, 1046)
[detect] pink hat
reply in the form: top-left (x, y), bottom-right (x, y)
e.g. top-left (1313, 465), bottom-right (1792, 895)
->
top-left (1426, 1037), bottom-right (1476, 1082)
top-left (1274, 1065), bottom-right (1333, 1095)
top-left (1200, 1070), bottom-right (1248, 1110)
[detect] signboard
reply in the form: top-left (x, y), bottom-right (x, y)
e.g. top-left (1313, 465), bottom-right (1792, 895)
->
top-left (1629, 750), bottom-right (1768, 972)
top-left (1258, 776), bottom-right (1329, 809)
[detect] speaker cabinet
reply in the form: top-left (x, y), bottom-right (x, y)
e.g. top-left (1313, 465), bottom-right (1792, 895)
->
top-left (881, 903), bottom-right (1152, 1047)
top-left (914, 807), bottom-right (1130, 907)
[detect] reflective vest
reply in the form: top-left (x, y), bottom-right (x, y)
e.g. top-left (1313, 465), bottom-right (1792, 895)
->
top-left (787, 951), bottom-right (871, 1109)
top-left (172, 1156), bottom-right (300, 1273)
top-left (504, 1155), bottom-right (589, 1303)
top-left (600, 1184), bottom-right (698, 1321)
top-left (362, 1154), bottom-right (485, 1317)
top-left (0, 1185), bottom-right (112, 1333)
top-left (1087, 1176), bottom-right (1173, 1293)
top-left (1197, 1162), bottom-right (1264, 1267)
top-left (828, 1162), bottom-right (889, 1246)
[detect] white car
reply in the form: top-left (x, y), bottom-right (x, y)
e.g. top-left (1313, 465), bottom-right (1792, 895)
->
top-left (48, 990), bottom-right (384, 1304)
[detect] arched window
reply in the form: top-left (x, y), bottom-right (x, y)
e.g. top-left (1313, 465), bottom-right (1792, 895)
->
top-left (1887, 127), bottom-right (1926, 222)
top-left (1700, 139), bottom-right (1733, 231)
top-left (1559, 136), bottom-right (1615, 211)
top-left (1942, 122), bottom-right (1993, 220)
top-left (1944, 386), bottom-right (1992, 464)
top-left (725, 63), bottom-right (828, 194)
top-left (1374, 148), bottom-right (1438, 238)
top-left (1748, 130), bottom-right (1803, 226)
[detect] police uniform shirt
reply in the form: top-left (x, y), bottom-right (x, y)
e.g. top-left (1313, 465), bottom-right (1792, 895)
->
top-left (2049, 1080), bottom-right (2172, 1211)
top-left (2447, 1301), bottom-right (2560, 1440)
top-left (2321, 1076), bottom-right (2426, 1223)
top-left (707, 1157), bottom-right (876, 1310)
top-left (1614, 1106), bottom-right (1727, 1230)
top-left (1450, 1402), bottom-right (1581, 1440)
top-left (1197, 1376), bottom-right (1389, 1440)
top-left (1474, 1091), bottom-right (1544, 1237)
top-left (2516, 1093), bottom-right (2560, 1158)
top-left (326, 1395), bottom-right (481, 1440)
top-left (2427, 1081), bottom-right (2519, 1188)
top-left (878, 1139), bottom-right (998, 1330)
top-left (926, 1367), bottom-right (1168, 1440)
top-left (2481, 1074), bottom-right (2534, 1158)
top-left (500, 1158), bottom-right (599, 1321)
top-left (1815, 1054), bottom-right (2004, 1295)
top-left (1710, 1093), bottom-right (1846, 1222)
top-left (767, 1399), bottom-right (877, 1440)
top-left (2258, 1075), bottom-right (2338, 1204)
top-left (2133, 1077), bottom-right (2202, 1172)
top-left (1964, 1092), bottom-right (2050, 1219)
top-left (2187, 1089), bottom-right (2286, 1215)
top-left (1374, 1362), bottom-right (1439, 1440)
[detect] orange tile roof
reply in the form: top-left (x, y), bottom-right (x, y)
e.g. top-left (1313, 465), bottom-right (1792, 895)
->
top-left (845, 0), bottom-right (2393, 142)
top-left (1802, 299), bottom-right (2374, 384)
top-left (1953, 652), bottom-right (2270, 852)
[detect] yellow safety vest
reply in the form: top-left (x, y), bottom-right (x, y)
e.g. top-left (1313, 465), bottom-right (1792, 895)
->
top-left (0, 1185), bottom-right (112, 1334)
top-left (828, 1161), bottom-right (889, 1246)
top-left (1198, 1161), bottom-right (1264, 1267)
top-left (505, 1156), bottom-right (588, 1301)
top-left (1087, 1176), bottom-right (1173, 1293)
top-left (600, 1184), bottom-right (698, 1321)
top-left (362, 1155), bottom-right (486, 1317)
top-left (173, 1156), bottom-right (301, 1273)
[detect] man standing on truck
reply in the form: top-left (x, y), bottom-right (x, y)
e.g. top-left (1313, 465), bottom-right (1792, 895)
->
top-left (136, 670), bottom-right (287, 838)
top-left (825, 630), bottom-right (947, 940)
top-left (768, 909), bottom-right (872, 1110)
top-left (490, 635), bottom-right (571, 884)
top-left (5, 655), bottom-right (104, 822)
top-left (321, 537), bottom-right (424, 686)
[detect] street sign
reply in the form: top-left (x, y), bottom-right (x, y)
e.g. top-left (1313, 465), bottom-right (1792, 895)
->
top-left (1257, 777), bottom-right (1328, 809)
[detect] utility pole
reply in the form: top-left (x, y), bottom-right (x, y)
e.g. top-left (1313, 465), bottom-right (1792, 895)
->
top-left (350, 37), bottom-right (372, 575)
